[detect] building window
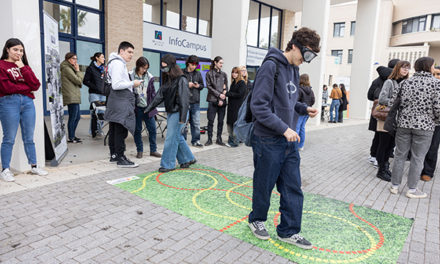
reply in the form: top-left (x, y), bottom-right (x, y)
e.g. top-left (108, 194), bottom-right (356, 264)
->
top-left (331, 50), bottom-right (343, 64)
top-left (143, 0), bottom-right (161, 24)
top-left (143, 0), bottom-right (212, 37)
top-left (431, 14), bottom-right (440, 30)
top-left (41, 0), bottom-right (104, 113)
top-left (350, 21), bottom-right (355, 36)
top-left (246, 0), bottom-right (283, 49)
top-left (333, 22), bottom-right (345, 37)
top-left (402, 16), bottom-right (427, 34)
top-left (348, 49), bottom-right (353, 64)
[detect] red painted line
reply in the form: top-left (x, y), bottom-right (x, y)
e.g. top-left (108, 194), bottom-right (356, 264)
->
top-left (219, 215), bottom-right (249, 232)
top-left (271, 204), bottom-right (386, 255)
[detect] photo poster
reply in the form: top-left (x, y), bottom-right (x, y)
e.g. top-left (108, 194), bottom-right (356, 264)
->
top-left (176, 59), bottom-right (211, 104)
top-left (43, 11), bottom-right (68, 166)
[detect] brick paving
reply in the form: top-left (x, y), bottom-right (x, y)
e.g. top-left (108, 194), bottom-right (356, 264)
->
top-left (0, 122), bottom-right (439, 263)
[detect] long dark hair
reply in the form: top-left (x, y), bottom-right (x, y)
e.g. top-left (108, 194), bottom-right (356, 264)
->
top-left (339, 83), bottom-right (346, 94)
top-left (1, 38), bottom-right (29, 66)
top-left (135, 57), bottom-right (150, 75)
top-left (210, 56), bottom-right (222, 70)
top-left (161, 54), bottom-right (183, 83)
top-left (90, 52), bottom-right (103, 62)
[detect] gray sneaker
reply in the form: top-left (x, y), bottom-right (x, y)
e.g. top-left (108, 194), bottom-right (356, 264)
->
top-left (406, 189), bottom-right (427, 199)
top-left (277, 233), bottom-right (313, 250)
top-left (248, 221), bottom-right (270, 240)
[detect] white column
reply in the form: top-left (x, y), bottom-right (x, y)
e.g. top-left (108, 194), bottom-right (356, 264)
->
top-left (300, 0), bottom-right (330, 125)
top-left (0, 0), bottom-right (45, 172)
top-left (211, 0), bottom-right (250, 77)
top-left (350, 0), bottom-right (381, 119)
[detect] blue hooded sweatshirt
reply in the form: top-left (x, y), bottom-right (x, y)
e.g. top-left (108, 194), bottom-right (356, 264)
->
top-left (250, 48), bottom-right (308, 137)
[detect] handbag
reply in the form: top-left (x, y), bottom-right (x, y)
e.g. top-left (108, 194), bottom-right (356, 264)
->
top-left (384, 87), bottom-right (403, 136)
top-left (372, 100), bottom-right (390, 121)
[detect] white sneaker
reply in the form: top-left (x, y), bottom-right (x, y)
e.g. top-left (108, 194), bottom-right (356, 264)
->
top-left (368, 156), bottom-right (378, 167)
top-left (1, 169), bottom-right (15, 182)
top-left (406, 189), bottom-right (427, 199)
top-left (30, 167), bottom-right (48, 176)
top-left (225, 143), bottom-right (232, 148)
top-left (390, 185), bottom-right (398, 194)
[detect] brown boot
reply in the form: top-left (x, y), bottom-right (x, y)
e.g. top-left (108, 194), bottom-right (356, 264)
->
top-left (421, 174), bottom-right (432, 182)
top-left (150, 152), bottom-right (162, 158)
top-left (136, 152), bottom-right (143, 159)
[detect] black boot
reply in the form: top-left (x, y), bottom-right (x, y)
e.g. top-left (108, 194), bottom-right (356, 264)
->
top-left (376, 163), bottom-right (391, 182)
top-left (216, 137), bottom-right (226, 146)
top-left (384, 161), bottom-right (392, 178)
top-left (205, 137), bottom-right (213, 146)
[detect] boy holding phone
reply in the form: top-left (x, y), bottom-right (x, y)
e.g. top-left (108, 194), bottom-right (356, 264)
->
top-left (183, 55), bottom-right (205, 147)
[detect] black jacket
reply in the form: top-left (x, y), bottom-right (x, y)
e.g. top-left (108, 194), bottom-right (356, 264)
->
top-left (183, 69), bottom-right (204, 104)
top-left (340, 90), bottom-right (349, 111)
top-left (83, 61), bottom-right (105, 95)
top-left (206, 69), bottom-right (228, 103)
top-left (145, 75), bottom-right (190, 123)
top-left (367, 66), bottom-right (393, 131)
top-left (298, 85), bottom-right (315, 107)
top-left (226, 80), bottom-right (247, 125)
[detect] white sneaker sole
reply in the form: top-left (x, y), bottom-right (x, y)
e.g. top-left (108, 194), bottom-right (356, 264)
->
top-left (389, 187), bottom-right (398, 194)
top-left (406, 192), bottom-right (427, 199)
top-left (1, 177), bottom-right (15, 182)
top-left (117, 164), bottom-right (139, 168)
top-left (277, 235), bottom-right (313, 250)
top-left (248, 223), bottom-right (270, 240)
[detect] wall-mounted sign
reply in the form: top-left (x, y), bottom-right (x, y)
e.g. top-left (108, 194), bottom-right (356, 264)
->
top-left (246, 46), bottom-right (268, 67)
top-left (143, 22), bottom-right (212, 58)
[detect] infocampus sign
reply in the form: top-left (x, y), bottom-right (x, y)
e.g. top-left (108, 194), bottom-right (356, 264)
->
top-left (144, 22), bottom-right (212, 58)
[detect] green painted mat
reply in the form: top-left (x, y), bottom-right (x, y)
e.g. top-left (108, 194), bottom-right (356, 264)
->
top-left (110, 165), bottom-right (413, 264)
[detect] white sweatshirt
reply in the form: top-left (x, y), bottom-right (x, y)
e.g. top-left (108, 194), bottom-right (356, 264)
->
top-left (108, 52), bottom-right (134, 92)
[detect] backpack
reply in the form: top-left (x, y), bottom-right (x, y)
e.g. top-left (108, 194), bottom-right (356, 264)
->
top-left (103, 59), bottom-right (117, 97)
top-left (233, 57), bottom-right (280, 146)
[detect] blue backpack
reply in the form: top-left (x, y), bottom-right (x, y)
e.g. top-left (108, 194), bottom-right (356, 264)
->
top-left (233, 57), bottom-right (280, 146)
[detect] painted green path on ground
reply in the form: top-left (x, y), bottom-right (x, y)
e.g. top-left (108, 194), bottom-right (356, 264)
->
top-left (111, 165), bottom-right (413, 264)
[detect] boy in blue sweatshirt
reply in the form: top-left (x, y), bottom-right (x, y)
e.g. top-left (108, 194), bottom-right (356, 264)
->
top-left (248, 27), bottom-right (320, 249)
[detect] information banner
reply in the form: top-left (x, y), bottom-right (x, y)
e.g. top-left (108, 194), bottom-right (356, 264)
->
top-left (43, 11), bottom-right (68, 165)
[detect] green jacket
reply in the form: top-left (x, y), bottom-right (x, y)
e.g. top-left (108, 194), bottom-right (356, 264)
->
top-left (60, 60), bottom-right (84, 105)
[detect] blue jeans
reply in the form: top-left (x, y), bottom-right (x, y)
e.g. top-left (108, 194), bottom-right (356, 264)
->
top-left (330, 99), bottom-right (340, 122)
top-left (295, 115), bottom-right (309, 149)
top-left (189, 103), bottom-right (201, 144)
top-left (134, 107), bottom-right (157, 153)
top-left (161, 112), bottom-right (195, 169)
top-left (0, 94), bottom-right (37, 169)
top-left (249, 134), bottom-right (303, 237)
top-left (67, 103), bottom-right (81, 139)
top-left (89, 93), bottom-right (106, 134)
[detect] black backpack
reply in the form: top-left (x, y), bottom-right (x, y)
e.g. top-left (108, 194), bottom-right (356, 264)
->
top-left (233, 57), bottom-right (280, 146)
top-left (103, 59), bottom-right (117, 97)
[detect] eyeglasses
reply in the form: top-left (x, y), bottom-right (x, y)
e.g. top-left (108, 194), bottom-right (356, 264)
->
top-left (402, 66), bottom-right (410, 70)
top-left (293, 40), bottom-right (317, 63)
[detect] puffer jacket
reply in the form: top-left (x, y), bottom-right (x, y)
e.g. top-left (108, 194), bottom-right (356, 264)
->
top-left (298, 85), bottom-right (315, 107)
top-left (83, 61), bottom-right (105, 95)
top-left (391, 72), bottom-right (440, 131)
top-left (145, 75), bottom-right (190, 123)
top-left (60, 60), bottom-right (83, 105)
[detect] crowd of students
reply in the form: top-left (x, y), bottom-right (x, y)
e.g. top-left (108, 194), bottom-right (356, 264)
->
top-left (1, 28), bottom-right (439, 253)
top-left (368, 58), bottom-right (440, 199)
